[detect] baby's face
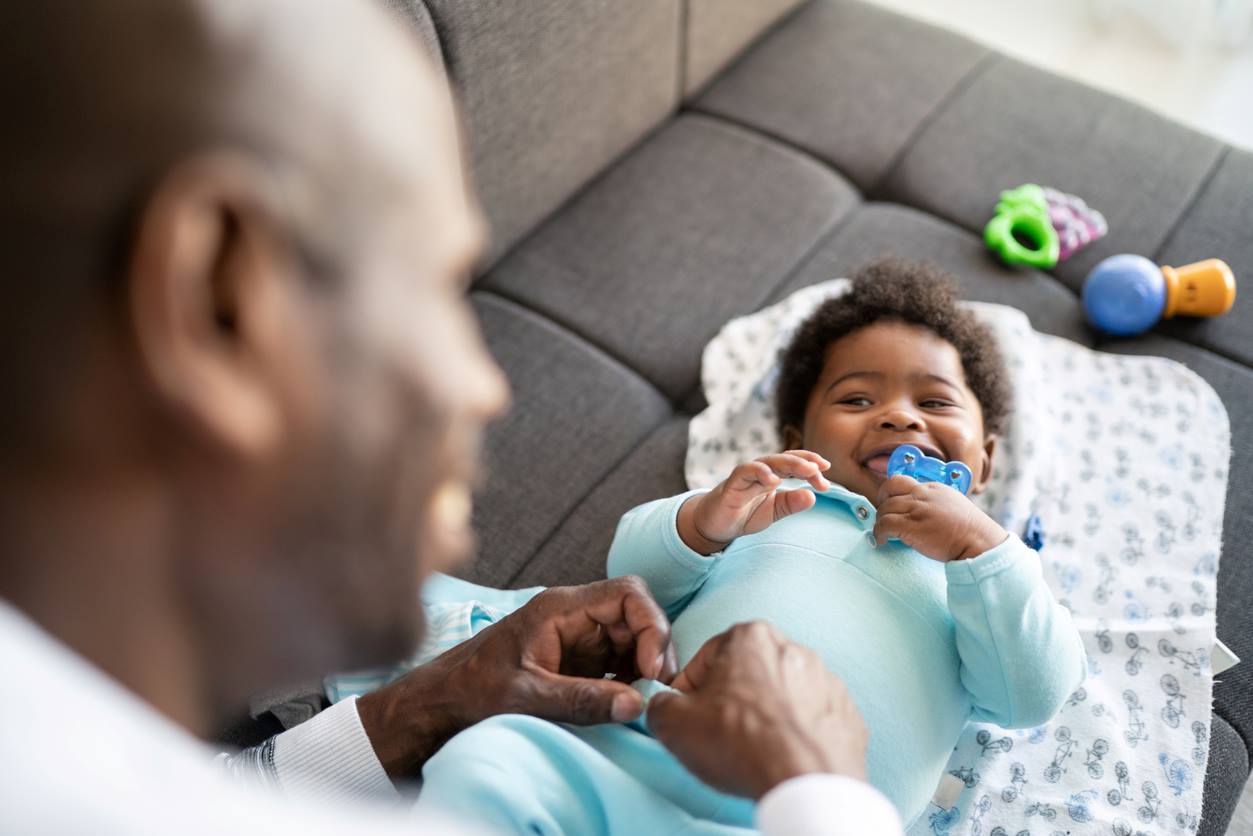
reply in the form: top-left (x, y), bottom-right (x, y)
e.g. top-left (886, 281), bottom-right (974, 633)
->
top-left (783, 321), bottom-right (996, 506)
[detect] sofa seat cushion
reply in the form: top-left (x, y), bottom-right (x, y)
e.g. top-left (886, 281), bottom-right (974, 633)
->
top-left (875, 53), bottom-right (1225, 293)
top-left (513, 417), bottom-right (691, 588)
top-left (770, 202), bottom-right (1093, 345)
top-left (467, 293), bottom-right (671, 584)
top-left (1153, 147), bottom-right (1253, 367)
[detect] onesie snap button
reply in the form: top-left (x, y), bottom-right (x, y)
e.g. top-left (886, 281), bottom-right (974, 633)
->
top-left (865, 532), bottom-right (877, 547)
top-left (856, 506), bottom-right (870, 520)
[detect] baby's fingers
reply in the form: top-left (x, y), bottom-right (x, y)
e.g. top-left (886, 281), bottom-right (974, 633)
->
top-left (870, 495), bottom-right (917, 545)
top-left (871, 511), bottom-right (909, 547)
top-left (727, 461), bottom-right (783, 494)
top-left (756, 452), bottom-right (831, 492)
top-left (875, 474), bottom-right (920, 506)
top-left (781, 449), bottom-right (832, 471)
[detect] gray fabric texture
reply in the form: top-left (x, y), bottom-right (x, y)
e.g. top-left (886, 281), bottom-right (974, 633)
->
top-left (1199, 715), bottom-right (1249, 836)
top-left (1154, 147), bottom-right (1253, 368)
top-left (465, 293), bottom-right (671, 585)
top-left (423, 0), bottom-right (681, 268)
top-left (772, 202), bottom-right (1094, 346)
top-left (481, 114), bottom-right (858, 402)
top-left (1103, 335), bottom-right (1253, 763)
top-left (513, 417), bottom-right (691, 588)
top-left (693, 0), bottom-right (991, 191)
top-left (683, 0), bottom-right (806, 97)
top-left (377, 0), bottom-right (444, 72)
top-left (876, 54), bottom-right (1225, 292)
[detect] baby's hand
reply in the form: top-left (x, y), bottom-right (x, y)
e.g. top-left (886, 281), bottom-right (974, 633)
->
top-left (872, 475), bottom-right (1008, 562)
top-left (678, 451), bottom-right (831, 554)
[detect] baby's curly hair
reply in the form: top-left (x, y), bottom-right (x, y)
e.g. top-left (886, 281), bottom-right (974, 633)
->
top-left (774, 258), bottom-right (1012, 438)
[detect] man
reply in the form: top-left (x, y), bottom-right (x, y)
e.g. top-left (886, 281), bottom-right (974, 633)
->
top-left (0, 1), bottom-right (902, 834)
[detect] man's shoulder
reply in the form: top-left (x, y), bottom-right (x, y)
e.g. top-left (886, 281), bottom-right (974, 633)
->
top-left (0, 602), bottom-right (475, 836)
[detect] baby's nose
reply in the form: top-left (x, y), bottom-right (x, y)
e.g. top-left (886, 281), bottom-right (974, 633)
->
top-left (879, 408), bottom-right (923, 430)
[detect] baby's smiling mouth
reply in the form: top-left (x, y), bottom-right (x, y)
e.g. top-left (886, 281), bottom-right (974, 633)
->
top-left (860, 443), bottom-right (945, 475)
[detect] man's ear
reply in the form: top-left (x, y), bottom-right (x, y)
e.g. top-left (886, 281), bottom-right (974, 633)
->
top-left (126, 153), bottom-right (300, 459)
top-left (781, 424), bottom-right (804, 451)
top-left (970, 434), bottom-right (997, 495)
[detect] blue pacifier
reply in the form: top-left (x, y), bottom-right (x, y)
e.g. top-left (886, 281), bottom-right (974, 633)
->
top-left (886, 444), bottom-right (973, 495)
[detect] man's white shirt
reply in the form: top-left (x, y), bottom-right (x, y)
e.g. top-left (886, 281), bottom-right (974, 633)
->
top-left (0, 600), bottom-right (901, 835)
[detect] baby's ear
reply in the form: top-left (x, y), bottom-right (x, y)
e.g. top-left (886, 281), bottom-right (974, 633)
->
top-left (970, 434), bottom-right (997, 495)
top-left (781, 424), bottom-right (804, 450)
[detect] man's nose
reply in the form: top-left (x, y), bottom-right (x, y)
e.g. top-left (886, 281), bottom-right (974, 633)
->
top-left (878, 407), bottom-right (923, 431)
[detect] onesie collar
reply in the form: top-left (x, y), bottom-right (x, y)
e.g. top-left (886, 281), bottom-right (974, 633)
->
top-left (779, 478), bottom-right (878, 539)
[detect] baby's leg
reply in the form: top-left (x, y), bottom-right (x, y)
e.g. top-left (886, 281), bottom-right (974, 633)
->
top-left (417, 714), bottom-right (754, 836)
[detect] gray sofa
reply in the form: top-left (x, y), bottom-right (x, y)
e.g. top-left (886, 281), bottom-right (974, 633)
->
top-left (385, 1), bottom-right (1253, 831)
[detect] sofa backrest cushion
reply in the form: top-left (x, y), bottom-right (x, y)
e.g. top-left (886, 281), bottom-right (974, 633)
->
top-left (419, 0), bottom-right (683, 268)
top-left (684, 0), bottom-right (808, 96)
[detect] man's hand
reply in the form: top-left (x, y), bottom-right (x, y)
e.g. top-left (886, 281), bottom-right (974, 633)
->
top-left (872, 474), bottom-right (1008, 561)
top-left (647, 621), bottom-right (868, 800)
top-left (357, 576), bottom-right (677, 777)
top-left (678, 451), bottom-right (831, 554)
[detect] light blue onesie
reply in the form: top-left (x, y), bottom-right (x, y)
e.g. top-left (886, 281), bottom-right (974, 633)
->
top-left (417, 482), bottom-right (1086, 833)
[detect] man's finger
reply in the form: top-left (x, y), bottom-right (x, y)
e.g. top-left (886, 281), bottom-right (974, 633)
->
top-left (529, 672), bottom-right (644, 725)
top-left (645, 689), bottom-right (702, 741)
top-left (577, 578), bottom-right (674, 681)
top-left (669, 630), bottom-right (728, 693)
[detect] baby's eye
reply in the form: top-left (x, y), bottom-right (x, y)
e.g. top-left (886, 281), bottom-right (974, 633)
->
top-left (838, 396), bottom-right (872, 406)
top-left (920, 399), bottom-right (953, 409)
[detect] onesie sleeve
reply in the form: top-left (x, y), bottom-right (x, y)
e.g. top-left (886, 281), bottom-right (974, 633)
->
top-left (945, 535), bottom-right (1087, 729)
top-left (606, 490), bottom-right (722, 618)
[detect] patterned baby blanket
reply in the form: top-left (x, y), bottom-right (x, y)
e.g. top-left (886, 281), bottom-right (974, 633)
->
top-left (686, 279), bottom-right (1231, 836)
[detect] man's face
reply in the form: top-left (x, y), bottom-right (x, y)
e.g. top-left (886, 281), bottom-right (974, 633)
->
top-left (788, 321), bottom-right (994, 505)
top-left (292, 162), bottom-right (508, 666)
top-left (243, 40), bottom-right (510, 670)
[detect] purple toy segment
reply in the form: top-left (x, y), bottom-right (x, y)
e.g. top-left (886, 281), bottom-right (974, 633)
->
top-left (1044, 187), bottom-right (1108, 262)
top-left (886, 444), bottom-right (973, 495)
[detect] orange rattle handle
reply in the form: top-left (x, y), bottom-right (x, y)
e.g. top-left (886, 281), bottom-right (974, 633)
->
top-left (1160, 258), bottom-right (1236, 319)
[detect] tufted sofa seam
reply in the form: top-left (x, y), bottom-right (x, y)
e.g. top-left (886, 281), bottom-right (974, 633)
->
top-left (472, 288), bottom-right (674, 410)
top-left (503, 415), bottom-right (679, 587)
top-left (1151, 145), bottom-right (1232, 265)
top-left (864, 50), bottom-right (1000, 200)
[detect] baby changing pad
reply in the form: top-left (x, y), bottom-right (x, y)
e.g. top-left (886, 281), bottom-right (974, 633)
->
top-left (686, 279), bottom-right (1230, 835)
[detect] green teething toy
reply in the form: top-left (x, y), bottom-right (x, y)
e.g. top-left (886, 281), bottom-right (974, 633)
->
top-left (984, 184), bottom-right (1060, 270)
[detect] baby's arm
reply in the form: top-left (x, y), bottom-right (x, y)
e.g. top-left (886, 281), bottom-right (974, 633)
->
top-left (607, 491), bottom-right (720, 619)
top-left (609, 451), bottom-right (831, 618)
top-left (945, 536), bottom-right (1086, 728)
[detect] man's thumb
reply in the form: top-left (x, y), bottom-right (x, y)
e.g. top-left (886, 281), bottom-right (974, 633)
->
top-left (644, 689), bottom-right (698, 740)
top-left (534, 674), bottom-right (643, 726)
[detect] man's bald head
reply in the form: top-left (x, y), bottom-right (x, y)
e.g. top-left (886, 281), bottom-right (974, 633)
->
top-left (0, 0), bottom-right (475, 456)
top-left (0, 0), bottom-right (505, 732)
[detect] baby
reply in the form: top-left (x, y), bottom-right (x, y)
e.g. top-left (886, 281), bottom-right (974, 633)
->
top-left (418, 259), bottom-right (1085, 833)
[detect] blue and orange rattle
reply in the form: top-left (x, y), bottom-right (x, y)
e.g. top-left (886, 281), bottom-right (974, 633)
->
top-left (886, 444), bottom-right (972, 495)
top-left (1082, 254), bottom-right (1236, 337)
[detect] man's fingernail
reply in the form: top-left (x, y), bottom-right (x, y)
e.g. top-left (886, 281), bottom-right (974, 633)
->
top-left (612, 692), bottom-right (641, 722)
top-left (653, 652), bottom-right (667, 677)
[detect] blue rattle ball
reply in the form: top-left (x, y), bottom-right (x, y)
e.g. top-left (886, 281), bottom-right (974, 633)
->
top-left (1081, 254), bottom-right (1164, 337)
